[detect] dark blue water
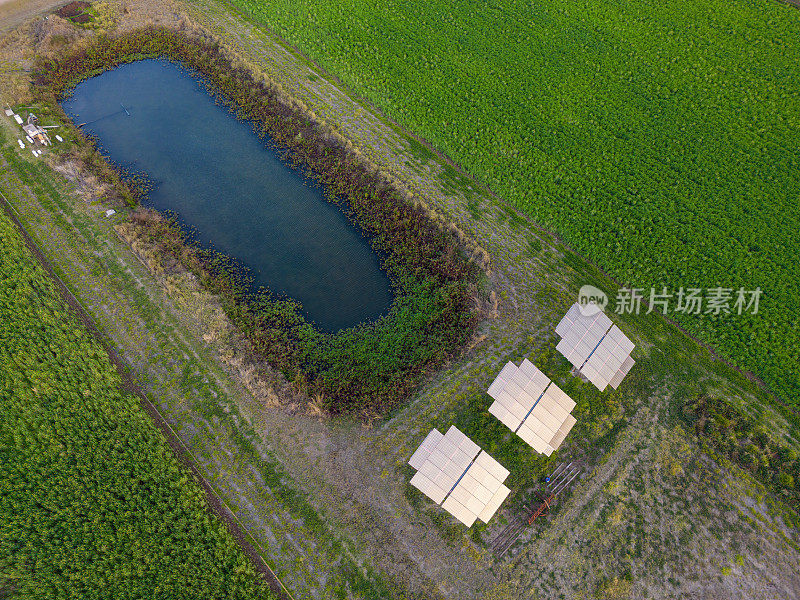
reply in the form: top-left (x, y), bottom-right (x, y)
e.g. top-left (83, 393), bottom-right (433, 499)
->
top-left (62, 59), bottom-right (393, 332)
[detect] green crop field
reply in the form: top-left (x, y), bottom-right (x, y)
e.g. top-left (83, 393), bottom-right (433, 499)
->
top-left (0, 209), bottom-right (274, 598)
top-left (227, 0), bottom-right (800, 405)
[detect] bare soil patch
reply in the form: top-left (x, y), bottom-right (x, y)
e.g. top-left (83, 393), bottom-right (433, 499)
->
top-left (56, 1), bottom-right (89, 18)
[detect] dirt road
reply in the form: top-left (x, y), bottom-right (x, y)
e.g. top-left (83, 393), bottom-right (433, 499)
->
top-left (0, 0), bottom-right (70, 33)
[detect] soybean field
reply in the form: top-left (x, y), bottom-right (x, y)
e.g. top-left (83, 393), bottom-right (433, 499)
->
top-left (0, 208), bottom-right (275, 599)
top-left (229, 0), bottom-right (800, 404)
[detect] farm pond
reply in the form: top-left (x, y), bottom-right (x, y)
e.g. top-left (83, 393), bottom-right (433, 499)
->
top-left (62, 59), bottom-right (393, 332)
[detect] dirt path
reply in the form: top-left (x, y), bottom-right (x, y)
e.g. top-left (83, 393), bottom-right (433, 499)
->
top-left (0, 0), bottom-right (71, 33)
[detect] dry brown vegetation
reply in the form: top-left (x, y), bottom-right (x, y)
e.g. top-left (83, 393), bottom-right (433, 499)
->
top-left (114, 208), bottom-right (306, 413)
top-left (56, 1), bottom-right (90, 19)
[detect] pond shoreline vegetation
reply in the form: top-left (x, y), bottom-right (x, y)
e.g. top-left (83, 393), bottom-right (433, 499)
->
top-left (33, 26), bottom-right (488, 417)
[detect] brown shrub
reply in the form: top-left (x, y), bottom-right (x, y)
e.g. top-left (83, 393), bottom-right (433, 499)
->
top-left (57, 1), bottom-right (91, 19)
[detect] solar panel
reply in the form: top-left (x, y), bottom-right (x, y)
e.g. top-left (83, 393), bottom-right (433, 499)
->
top-left (549, 382), bottom-right (576, 413)
top-left (487, 360), bottom-right (579, 455)
top-left (410, 471), bottom-right (449, 504)
top-left (407, 427), bottom-right (511, 526)
top-left (555, 311), bottom-right (611, 372)
top-left (474, 448), bottom-right (510, 482)
top-left (408, 429), bottom-right (444, 470)
top-left (620, 354), bottom-right (636, 375)
top-left (441, 494), bottom-right (477, 527)
top-left (458, 433), bottom-right (481, 456)
top-left (528, 401), bottom-right (561, 433)
top-left (488, 360), bottom-right (549, 431)
top-left (556, 338), bottom-right (581, 369)
top-left (537, 391), bottom-right (569, 422)
top-left (518, 358), bottom-right (537, 378)
top-left (604, 350), bottom-right (625, 373)
top-left (516, 422), bottom-right (553, 455)
top-left (503, 379), bottom-right (524, 402)
top-left (523, 365), bottom-right (550, 399)
top-left (580, 362), bottom-right (609, 391)
top-left (555, 303), bottom-right (636, 391)
top-left (555, 303), bottom-right (581, 336)
top-left (593, 344), bottom-right (611, 363)
top-left (508, 365), bottom-right (527, 386)
top-left (486, 378), bottom-right (505, 399)
top-left (445, 449), bottom-right (511, 524)
top-left (608, 355), bottom-right (636, 389)
top-left (579, 324), bottom-right (636, 391)
top-left (595, 311), bottom-right (613, 332)
top-left (478, 485), bottom-right (511, 522)
top-left (488, 403), bottom-right (514, 432)
top-left (548, 413), bottom-right (577, 451)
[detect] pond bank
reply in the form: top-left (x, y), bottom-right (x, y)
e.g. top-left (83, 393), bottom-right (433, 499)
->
top-left (34, 23), bottom-right (490, 416)
top-left (61, 58), bottom-right (394, 332)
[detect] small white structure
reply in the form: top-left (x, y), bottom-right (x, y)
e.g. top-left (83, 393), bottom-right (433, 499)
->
top-left (25, 135), bottom-right (34, 144)
top-left (17, 139), bottom-right (25, 149)
top-left (23, 122), bottom-right (51, 146)
top-left (555, 303), bottom-right (636, 391)
top-left (104, 209), bottom-right (117, 218)
top-left (487, 359), bottom-right (577, 456)
top-left (408, 426), bottom-right (510, 527)
top-left (14, 114), bottom-right (23, 125)
top-left (5, 108), bottom-right (14, 117)
top-left (55, 135), bottom-right (64, 143)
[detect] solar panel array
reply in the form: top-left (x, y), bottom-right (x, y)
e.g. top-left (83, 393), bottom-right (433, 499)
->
top-left (487, 359), bottom-right (577, 456)
top-left (555, 303), bottom-right (636, 391)
top-left (408, 426), bottom-right (510, 527)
